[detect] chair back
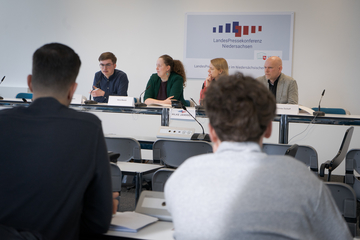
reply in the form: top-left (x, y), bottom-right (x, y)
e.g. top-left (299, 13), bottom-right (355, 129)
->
top-left (110, 163), bottom-right (121, 211)
top-left (324, 182), bottom-right (357, 237)
top-left (152, 168), bottom-right (175, 192)
top-left (15, 93), bottom-right (33, 99)
top-left (105, 137), bottom-right (141, 162)
top-left (263, 143), bottom-right (318, 174)
top-left (320, 127), bottom-right (354, 180)
top-left (110, 163), bottom-right (122, 192)
top-left (153, 139), bottom-right (212, 167)
top-left (345, 149), bottom-right (360, 200)
top-left (330, 127), bottom-right (354, 170)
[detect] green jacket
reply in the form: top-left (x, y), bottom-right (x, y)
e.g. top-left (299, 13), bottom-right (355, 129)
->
top-left (144, 72), bottom-right (186, 106)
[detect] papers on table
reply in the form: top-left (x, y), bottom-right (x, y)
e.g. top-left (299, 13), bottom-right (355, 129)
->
top-left (109, 212), bottom-right (158, 233)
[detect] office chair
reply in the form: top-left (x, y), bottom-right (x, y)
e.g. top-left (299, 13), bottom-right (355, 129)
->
top-left (105, 137), bottom-right (142, 162)
top-left (284, 144), bottom-right (299, 157)
top-left (15, 93), bottom-right (33, 99)
top-left (110, 163), bottom-right (122, 211)
top-left (324, 182), bottom-right (357, 237)
top-left (152, 139), bottom-right (213, 167)
top-left (152, 168), bottom-right (175, 192)
top-left (320, 127), bottom-right (354, 181)
top-left (263, 143), bottom-right (318, 174)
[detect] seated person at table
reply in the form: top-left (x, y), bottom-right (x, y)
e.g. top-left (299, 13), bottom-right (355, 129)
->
top-left (0, 43), bottom-right (114, 240)
top-left (199, 58), bottom-right (228, 104)
top-left (165, 73), bottom-right (351, 240)
top-left (91, 52), bottom-right (129, 103)
top-left (144, 54), bottom-right (186, 106)
top-left (256, 56), bottom-right (298, 104)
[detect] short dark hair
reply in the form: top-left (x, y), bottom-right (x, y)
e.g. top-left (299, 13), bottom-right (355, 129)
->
top-left (204, 72), bottom-right (276, 142)
top-left (32, 43), bottom-right (81, 94)
top-left (98, 52), bottom-right (117, 64)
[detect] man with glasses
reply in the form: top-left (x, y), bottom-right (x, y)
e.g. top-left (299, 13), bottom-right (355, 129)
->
top-left (91, 52), bottom-right (129, 103)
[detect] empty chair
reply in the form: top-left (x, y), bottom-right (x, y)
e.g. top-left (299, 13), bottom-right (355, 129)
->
top-left (152, 139), bottom-right (213, 167)
top-left (263, 143), bottom-right (318, 174)
top-left (320, 127), bottom-right (354, 181)
top-left (345, 149), bottom-right (360, 201)
top-left (152, 168), bottom-right (175, 192)
top-left (110, 163), bottom-right (122, 211)
top-left (105, 137), bottom-right (141, 162)
top-left (324, 182), bottom-right (357, 237)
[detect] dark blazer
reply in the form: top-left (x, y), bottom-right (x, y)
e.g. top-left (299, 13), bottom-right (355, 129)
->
top-left (144, 72), bottom-right (186, 106)
top-left (0, 97), bottom-right (113, 240)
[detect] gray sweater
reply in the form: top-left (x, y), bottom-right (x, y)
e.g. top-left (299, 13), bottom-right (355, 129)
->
top-left (165, 141), bottom-right (351, 240)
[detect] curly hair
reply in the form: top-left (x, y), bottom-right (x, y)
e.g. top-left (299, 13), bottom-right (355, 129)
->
top-left (160, 55), bottom-right (186, 88)
top-left (204, 72), bottom-right (276, 142)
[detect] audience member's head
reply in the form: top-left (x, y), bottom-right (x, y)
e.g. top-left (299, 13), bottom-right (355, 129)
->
top-left (264, 56), bottom-right (282, 82)
top-left (209, 58), bottom-right (229, 80)
top-left (204, 72), bottom-right (276, 144)
top-left (29, 43), bottom-right (81, 104)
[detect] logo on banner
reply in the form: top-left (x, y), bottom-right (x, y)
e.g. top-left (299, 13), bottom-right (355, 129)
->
top-left (213, 22), bottom-right (263, 37)
top-left (257, 52), bottom-right (267, 60)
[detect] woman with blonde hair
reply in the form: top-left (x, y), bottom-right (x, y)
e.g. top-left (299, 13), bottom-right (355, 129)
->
top-left (199, 58), bottom-right (228, 104)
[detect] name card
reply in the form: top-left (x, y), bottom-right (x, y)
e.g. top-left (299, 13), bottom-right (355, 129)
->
top-left (108, 96), bottom-right (135, 107)
top-left (71, 94), bottom-right (86, 104)
top-left (170, 107), bottom-right (196, 120)
top-left (276, 104), bottom-right (299, 115)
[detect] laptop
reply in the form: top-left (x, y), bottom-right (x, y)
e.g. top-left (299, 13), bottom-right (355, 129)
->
top-left (135, 190), bottom-right (172, 222)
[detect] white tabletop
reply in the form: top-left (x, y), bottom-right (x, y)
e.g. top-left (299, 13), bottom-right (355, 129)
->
top-left (117, 162), bottom-right (163, 174)
top-left (106, 221), bottom-right (174, 240)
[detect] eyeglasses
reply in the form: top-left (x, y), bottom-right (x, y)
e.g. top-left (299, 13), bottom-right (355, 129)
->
top-left (99, 63), bottom-right (113, 68)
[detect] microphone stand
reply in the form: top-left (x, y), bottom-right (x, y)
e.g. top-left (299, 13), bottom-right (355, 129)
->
top-left (190, 97), bottom-right (204, 110)
top-left (181, 103), bottom-right (210, 142)
top-left (313, 89), bottom-right (325, 116)
top-left (0, 76), bottom-right (5, 100)
top-left (85, 79), bottom-right (101, 105)
top-left (135, 86), bottom-right (150, 107)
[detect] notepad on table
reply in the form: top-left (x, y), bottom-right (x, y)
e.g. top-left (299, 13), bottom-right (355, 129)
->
top-left (109, 212), bottom-right (158, 233)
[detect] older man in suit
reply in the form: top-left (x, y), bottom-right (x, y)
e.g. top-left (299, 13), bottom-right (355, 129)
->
top-left (256, 56), bottom-right (298, 104)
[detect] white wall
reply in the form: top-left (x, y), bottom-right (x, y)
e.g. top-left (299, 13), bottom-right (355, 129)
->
top-left (1, 0), bottom-right (360, 113)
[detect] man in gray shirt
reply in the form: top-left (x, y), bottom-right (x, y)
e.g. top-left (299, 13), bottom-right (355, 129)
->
top-left (165, 73), bottom-right (351, 240)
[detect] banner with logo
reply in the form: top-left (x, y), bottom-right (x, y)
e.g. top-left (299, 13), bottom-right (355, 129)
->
top-left (184, 12), bottom-right (294, 79)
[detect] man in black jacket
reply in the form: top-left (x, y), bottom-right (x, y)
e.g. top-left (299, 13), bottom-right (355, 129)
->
top-left (0, 43), bottom-right (113, 240)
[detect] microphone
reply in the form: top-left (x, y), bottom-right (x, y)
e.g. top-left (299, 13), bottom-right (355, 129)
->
top-left (85, 79), bottom-right (101, 105)
top-left (180, 103), bottom-right (210, 142)
top-left (135, 85), bottom-right (150, 107)
top-left (313, 89), bottom-right (325, 116)
top-left (190, 98), bottom-right (198, 106)
top-left (0, 76), bottom-right (5, 100)
top-left (190, 97), bottom-right (204, 110)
